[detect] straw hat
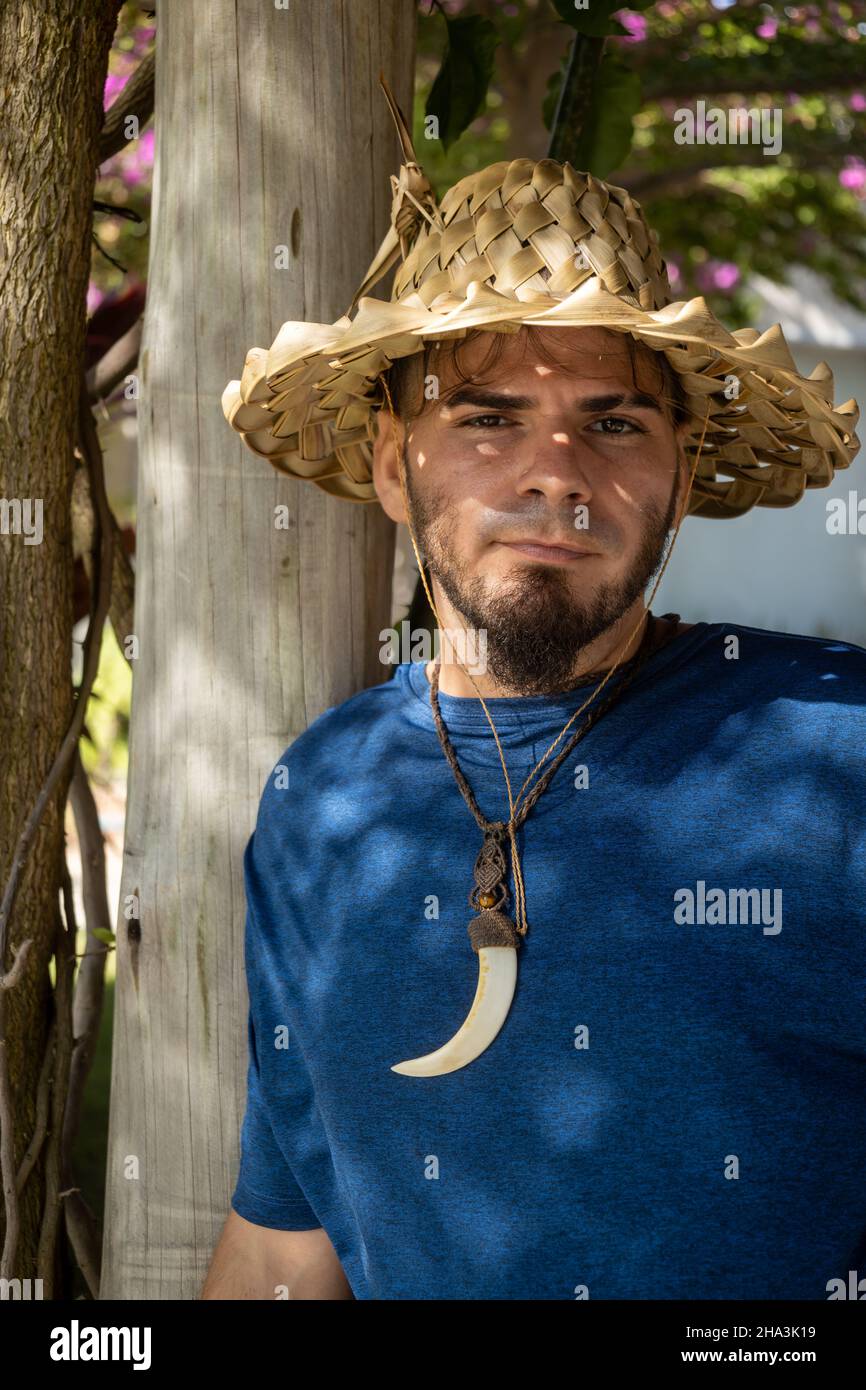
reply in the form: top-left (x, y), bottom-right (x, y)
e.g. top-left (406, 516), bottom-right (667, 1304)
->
top-left (222, 78), bottom-right (859, 520)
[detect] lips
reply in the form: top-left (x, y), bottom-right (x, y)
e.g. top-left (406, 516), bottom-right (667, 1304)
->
top-left (497, 537), bottom-right (598, 564)
top-left (504, 537), bottom-right (594, 556)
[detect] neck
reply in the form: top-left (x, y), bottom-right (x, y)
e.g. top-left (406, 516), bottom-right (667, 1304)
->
top-left (423, 582), bottom-right (653, 698)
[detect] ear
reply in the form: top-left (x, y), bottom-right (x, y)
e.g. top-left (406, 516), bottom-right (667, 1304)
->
top-left (371, 405), bottom-right (409, 525)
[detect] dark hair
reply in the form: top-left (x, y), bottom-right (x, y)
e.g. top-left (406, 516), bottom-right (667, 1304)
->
top-left (383, 323), bottom-right (691, 431)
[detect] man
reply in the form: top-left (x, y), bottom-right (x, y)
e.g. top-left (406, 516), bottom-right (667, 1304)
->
top-left (206, 92), bottom-right (864, 1299)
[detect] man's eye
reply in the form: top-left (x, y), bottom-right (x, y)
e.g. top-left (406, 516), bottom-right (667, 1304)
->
top-left (589, 415), bottom-right (644, 435)
top-left (457, 414), bottom-right (513, 429)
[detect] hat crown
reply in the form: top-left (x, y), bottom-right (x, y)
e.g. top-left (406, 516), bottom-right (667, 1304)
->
top-left (391, 157), bottom-right (672, 314)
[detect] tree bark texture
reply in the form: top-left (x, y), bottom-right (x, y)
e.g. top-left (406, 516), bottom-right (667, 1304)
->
top-left (0, 0), bottom-right (118, 1288)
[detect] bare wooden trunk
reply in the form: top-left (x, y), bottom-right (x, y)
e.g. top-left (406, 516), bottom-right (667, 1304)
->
top-left (0, 1), bottom-right (116, 1288)
top-left (100, 0), bottom-right (414, 1298)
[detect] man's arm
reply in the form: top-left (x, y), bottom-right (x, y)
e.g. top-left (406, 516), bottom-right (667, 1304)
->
top-left (201, 1209), bottom-right (355, 1300)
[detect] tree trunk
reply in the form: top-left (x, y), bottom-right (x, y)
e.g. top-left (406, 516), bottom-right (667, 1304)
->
top-left (100, 0), bottom-right (414, 1299)
top-left (0, 1), bottom-right (117, 1289)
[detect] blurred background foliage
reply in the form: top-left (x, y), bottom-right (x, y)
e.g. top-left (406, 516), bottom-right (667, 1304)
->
top-left (94, 1), bottom-right (866, 327)
top-left (92, 6), bottom-right (153, 312)
top-left (414, 0), bottom-right (866, 321)
top-left (80, 626), bottom-right (131, 782)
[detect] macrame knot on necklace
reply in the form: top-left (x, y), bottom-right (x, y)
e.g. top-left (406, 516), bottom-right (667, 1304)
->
top-left (467, 821), bottom-right (524, 954)
top-left (469, 822), bottom-right (509, 912)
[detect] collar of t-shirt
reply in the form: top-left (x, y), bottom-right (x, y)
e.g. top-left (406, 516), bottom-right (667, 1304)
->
top-left (402, 614), bottom-right (708, 756)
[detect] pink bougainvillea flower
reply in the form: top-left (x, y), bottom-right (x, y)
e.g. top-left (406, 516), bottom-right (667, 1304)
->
top-left (615, 10), bottom-right (648, 42)
top-left (97, 120), bottom-right (154, 190)
top-left (757, 18), bottom-right (778, 40)
top-left (839, 157), bottom-right (866, 194)
top-left (115, 129), bottom-right (154, 189)
top-left (695, 260), bottom-right (740, 293)
top-left (104, 70), bottom-right (130, 107)
top-left (87, 283), bottom-right (106, 317)
top-left (712, 261), bottom-right (741, 291)
top-left (850, 93), bottom-right (866, 112)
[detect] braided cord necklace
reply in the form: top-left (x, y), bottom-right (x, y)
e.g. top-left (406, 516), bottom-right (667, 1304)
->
top-left (428, 611), bottom-right (665, 943)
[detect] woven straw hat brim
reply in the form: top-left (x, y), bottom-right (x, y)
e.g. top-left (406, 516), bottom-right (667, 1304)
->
top-left (223, 276), bottom-right (860, 519)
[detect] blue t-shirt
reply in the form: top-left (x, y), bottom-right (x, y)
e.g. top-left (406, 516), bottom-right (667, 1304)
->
top-left (231, 621), bottom-right (866, 1300)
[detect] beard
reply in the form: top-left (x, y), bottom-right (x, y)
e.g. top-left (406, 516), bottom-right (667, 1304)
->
top-left (401, 441), bottom-right (681, 696)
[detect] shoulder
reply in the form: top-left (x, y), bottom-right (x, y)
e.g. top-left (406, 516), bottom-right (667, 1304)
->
top-left (697, 621), bottom-right (866, 682)
top-left (244, 666), bottom-right (412, 913)
top-left (685, 622), bottom-right (866, 732)
top-left (252, 665), bottom-right (413, 831)
top-left (287, 664), bottom-right (411, 764)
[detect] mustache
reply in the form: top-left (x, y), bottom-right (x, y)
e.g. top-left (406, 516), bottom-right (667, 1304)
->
top-left (475, 507), bottom-right (622, 551)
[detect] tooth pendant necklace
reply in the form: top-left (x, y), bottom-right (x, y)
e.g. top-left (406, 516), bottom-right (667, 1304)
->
top-left (389, 615), bottom-right (664, 1078)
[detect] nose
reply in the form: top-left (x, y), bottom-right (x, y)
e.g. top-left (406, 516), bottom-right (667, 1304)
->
top-left (514, 419), bottom-right (593, 508)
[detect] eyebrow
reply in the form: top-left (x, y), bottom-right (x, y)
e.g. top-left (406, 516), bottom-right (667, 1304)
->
top-left (440, 386), bottom-right (663, 414)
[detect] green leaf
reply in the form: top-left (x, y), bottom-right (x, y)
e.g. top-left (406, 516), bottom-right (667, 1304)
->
top-left (92, 928), bottom-right (116, 946)
top-left (425, 14), bottom-right (499, 152)
top-left (569, 55), bottom-right (641, 177)
top-left (551, 0), bottom-right (652, 38)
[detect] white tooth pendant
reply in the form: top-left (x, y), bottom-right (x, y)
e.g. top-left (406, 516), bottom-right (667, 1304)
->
top-left (392, 825), bottom-right (523, 1077)
top-left (391, 919), bottom-right (520, 1077)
